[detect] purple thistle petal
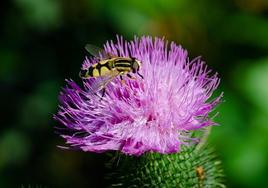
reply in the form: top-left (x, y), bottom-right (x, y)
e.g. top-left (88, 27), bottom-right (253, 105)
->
top-left (55, 36), bottom-right (223, 156)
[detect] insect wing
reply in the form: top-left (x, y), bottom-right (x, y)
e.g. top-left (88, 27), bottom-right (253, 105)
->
top-left (85, 44), bottom-right (111, 59)
top-left (87, 74), bottom-right (117, 94)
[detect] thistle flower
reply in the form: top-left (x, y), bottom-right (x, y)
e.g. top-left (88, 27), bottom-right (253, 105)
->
top-left (55, 36), bottom-right (222, 156)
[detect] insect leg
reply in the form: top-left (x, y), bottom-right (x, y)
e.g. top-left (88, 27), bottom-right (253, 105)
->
top-left (119, 73), bottom-right (126, 85)
top-left (137, 72), bottom-right (144, 79)
top-left (99, 88), bottom-right (106, 101)
top-left (89, 75), bottom-right (117, 101)
top-left (127, 73), bottom-right (136, 80)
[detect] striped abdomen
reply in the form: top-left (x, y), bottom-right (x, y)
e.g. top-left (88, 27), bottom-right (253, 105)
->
top-left (79, 60), bottom-right (113, 78)
top-left (113, 58), bottom-right (133, 73)
top-left (79, 57), bottom-right (134, 78)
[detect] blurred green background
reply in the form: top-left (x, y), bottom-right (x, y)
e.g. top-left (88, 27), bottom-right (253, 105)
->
top-left (1, 0), bottom-right (268, 187)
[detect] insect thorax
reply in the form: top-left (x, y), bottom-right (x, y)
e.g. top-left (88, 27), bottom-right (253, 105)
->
top-left (113, 57), bottom-right (134, 72)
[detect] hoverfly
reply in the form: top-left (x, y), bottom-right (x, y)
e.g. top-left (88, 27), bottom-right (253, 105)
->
top-left (80, 44), bottom-right (143, 97)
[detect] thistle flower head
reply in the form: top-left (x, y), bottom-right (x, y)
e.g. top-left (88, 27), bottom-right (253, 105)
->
top-left (55, 36), bottom-right (222, 156)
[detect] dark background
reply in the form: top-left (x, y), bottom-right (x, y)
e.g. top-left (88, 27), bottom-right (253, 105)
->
top-left (1, 0), bottom-right (268, 187)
